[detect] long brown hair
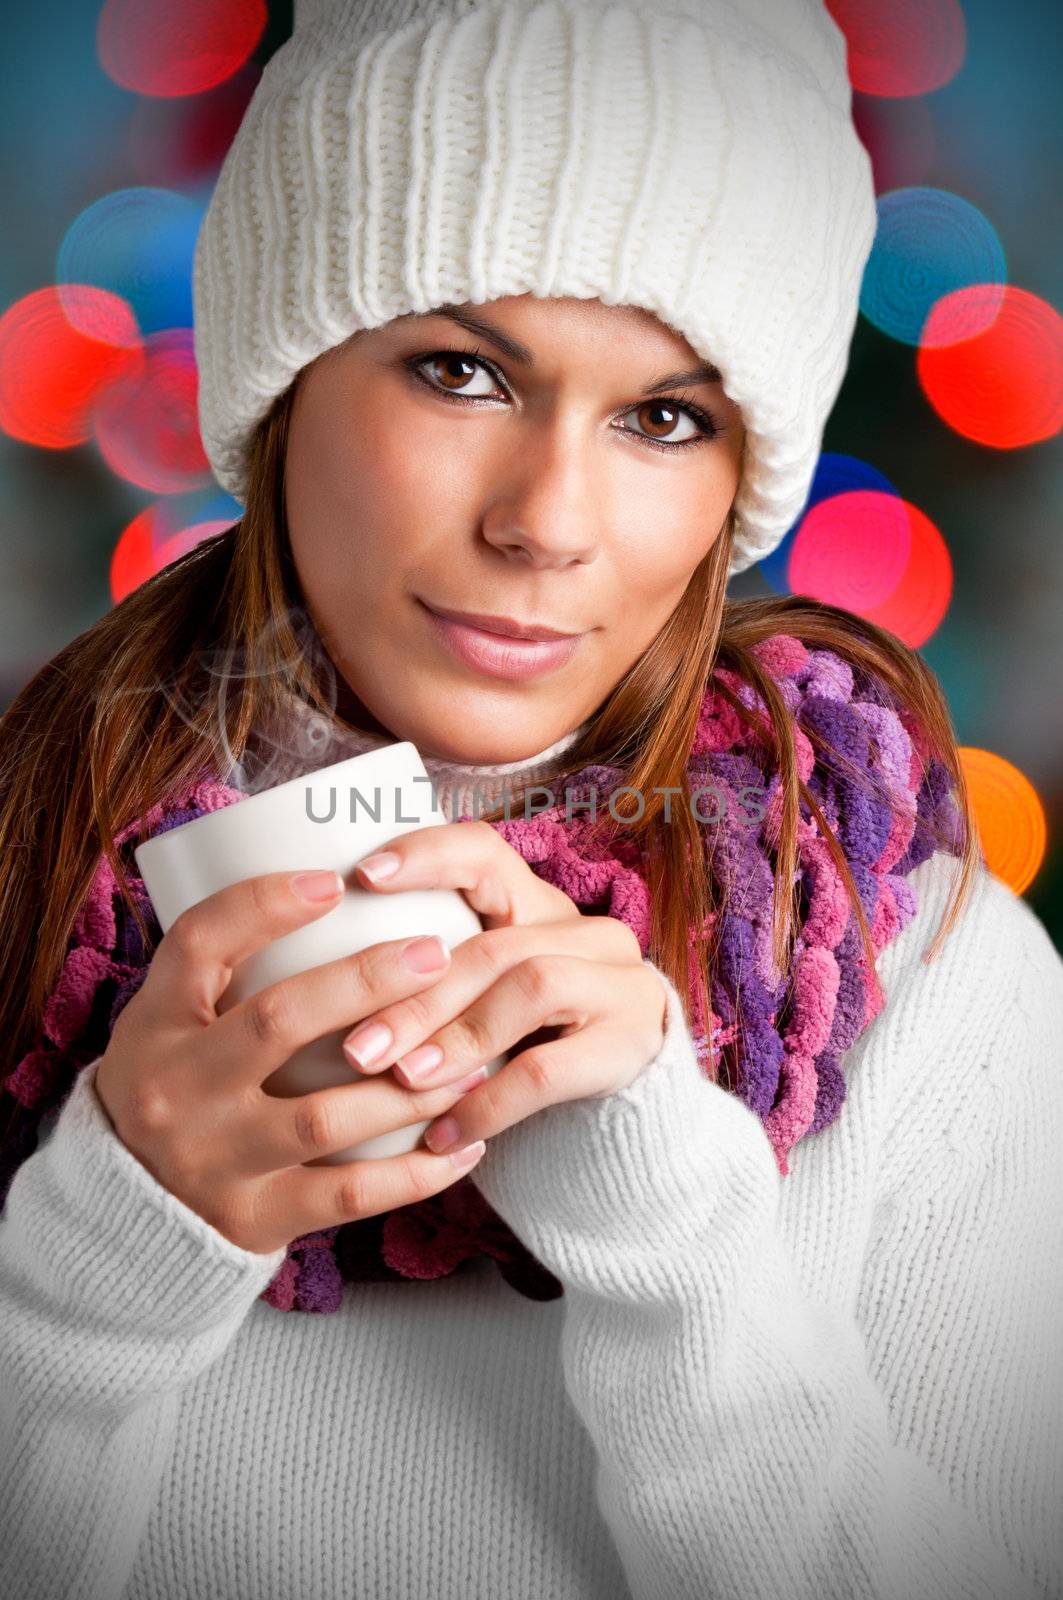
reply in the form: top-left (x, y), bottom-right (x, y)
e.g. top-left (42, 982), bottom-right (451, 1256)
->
top-left (0, 377), bottom-right (980, 1107)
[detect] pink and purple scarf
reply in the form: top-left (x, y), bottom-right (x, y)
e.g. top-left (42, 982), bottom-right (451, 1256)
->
top-left (0, 634), bottom-right (965, 1312)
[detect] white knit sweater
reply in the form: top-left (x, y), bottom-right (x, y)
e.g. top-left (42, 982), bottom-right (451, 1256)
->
top-left (2, 720), bottom-right (1062, 1600)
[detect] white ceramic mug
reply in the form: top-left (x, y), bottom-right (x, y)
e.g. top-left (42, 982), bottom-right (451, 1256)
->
top-left (133, 741), bottom-right (504, 1163)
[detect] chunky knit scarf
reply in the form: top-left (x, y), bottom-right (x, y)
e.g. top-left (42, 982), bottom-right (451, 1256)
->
top-left (1, 635), bottom-right (964, 1312)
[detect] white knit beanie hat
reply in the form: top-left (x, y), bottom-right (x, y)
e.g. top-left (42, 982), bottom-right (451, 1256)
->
top-left (193, 0), bottom-right (877, 578)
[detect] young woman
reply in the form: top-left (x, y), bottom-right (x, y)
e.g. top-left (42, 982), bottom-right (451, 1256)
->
top-left (2, 2), bottom-right (1061, 1598)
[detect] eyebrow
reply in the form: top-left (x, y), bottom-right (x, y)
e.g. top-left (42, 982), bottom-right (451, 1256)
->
top-left (395, 302), bottom-right (722, 394)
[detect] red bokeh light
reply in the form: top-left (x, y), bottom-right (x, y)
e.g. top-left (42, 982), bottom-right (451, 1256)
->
top-left (98, 0), bottom-right (267, 99)
top-left (111, 504), bottom-right (234, 603)
top-left (917, 284), bottom-right (1063, 448)
top-left (0, 286), bottom-right (144, 450)
top-left (788, 490), bottom-right (913, 610)
top-left (826, 0), bottom-right (966, 97)
top-left (92, 327), bottom-right (211, 494)
top-left (858, 502), bottom-right (953, 647)
top-left (789, 494), bottom-right (952, 648)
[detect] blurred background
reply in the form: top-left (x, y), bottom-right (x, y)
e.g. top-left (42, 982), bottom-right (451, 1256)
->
top-left (0, 0), bottom-right (1060, 950)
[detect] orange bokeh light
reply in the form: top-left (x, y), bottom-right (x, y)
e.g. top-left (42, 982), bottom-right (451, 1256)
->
top-left (958, 747), bottom-right (1047, 895)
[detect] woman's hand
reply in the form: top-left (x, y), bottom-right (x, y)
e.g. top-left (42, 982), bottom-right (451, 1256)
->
top-left (93, 870), bottom-right (504, 1256)
top-left (345, 820), bottom-right (670, 1156)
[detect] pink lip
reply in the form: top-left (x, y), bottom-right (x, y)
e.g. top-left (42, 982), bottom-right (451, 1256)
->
top-left (419, 602), bottom-right (583, 681)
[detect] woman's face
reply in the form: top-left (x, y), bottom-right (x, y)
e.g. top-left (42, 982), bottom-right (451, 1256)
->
top-left (285, 293), bottom-right (745, 762)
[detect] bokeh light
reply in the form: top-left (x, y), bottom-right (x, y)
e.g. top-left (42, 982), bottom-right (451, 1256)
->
top-left (759, 454), bottom-right (900, 595)
top-left (0, 285), bottom-right (143, 449)
top-left (111, 495), bottom-right (240, 603)
top-left (57, 186), bottom-right (204, 337)
top-left (787, 490), bottom-right (912, 611)
top-left (917, 284), bottom-right (1063, 447)
top-left (825, 0), bottom-right (967, 97)
top-left (97, 0), bottom-right (267, 99)
top-left (788, 495), bottom-right (952, 648)
top-left (855, 501), bottom-right (953, 647)
top-left (958, 747), bottom-right (1047, 895)
top-left (862, 188), bottom-right (1007, 347)
top-left (92, 327), bottom-right (211, 493)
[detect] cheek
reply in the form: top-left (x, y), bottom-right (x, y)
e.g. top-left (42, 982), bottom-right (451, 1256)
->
top-left (287, 415), bottom-right (478, 650)
top-left (610, 515), bottom-right (710, 599)
top-left (607, 463), bottom-right (728, 559)
top-left (597, 501), bottom-right (720, 647)
top-left (288, 410), bottom-right (417, 577)
top-left (309, 406), bottom-right (472, 542)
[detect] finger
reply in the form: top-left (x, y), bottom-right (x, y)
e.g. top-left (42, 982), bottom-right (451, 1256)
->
top-left (143, 869), bottom-right (347, 1019)
top-left (421, 1018), bottom-right (643, 1156)
top-left (402, 952), bottom-right (647, 1107)
top-left (234, 1128), bottom-right (488, 1248)
top-left (208, 930), bottom-right (456, 1092)
top-left (353, 818), bottom-right (578, 929)
top-left (345, 915), bottom-right (642, 1081)
top-left (239, 1069), bottom-right (483, 1177)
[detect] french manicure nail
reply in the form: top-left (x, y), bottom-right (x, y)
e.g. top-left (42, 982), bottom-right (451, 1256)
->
top-left (398, 1042), bottom-right (444, 1081)
top-left (449, 1139), bottom-right (486, 1171)
top-left (291, 870), bottom-right (344, 902)
top-left (425, 1115), bottom-right (461, 1153)
top-left (344, 1021), bottom-right (393, 1069)
top-left (402, 935), bottom-right (450, 973)
top-left (358, 851), bottom-right (400, 883)
top-left (453, 1065), bottom-right (489, 1095)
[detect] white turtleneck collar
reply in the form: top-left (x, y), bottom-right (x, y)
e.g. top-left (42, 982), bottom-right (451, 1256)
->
top-left (231, 688), bottom-right (593, 823)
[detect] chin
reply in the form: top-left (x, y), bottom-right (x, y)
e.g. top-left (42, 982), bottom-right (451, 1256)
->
top-left (386, 685), bottom-right (568, 766)
top-left (418, 734), bottom-right (527, 764)
top-left (410, 715), bottom-right (548, 766)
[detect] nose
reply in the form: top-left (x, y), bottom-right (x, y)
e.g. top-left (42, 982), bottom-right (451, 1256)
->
top-left (480, 424), bottom-right (601, 569)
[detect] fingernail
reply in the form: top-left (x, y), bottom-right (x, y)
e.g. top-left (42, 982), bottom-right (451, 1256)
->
top-left (449, 1139), bottom-right (486, 1171)
top-left (291, 870), bottom-right (344, 902)
top-left (401, 935), bottom-right (450, 973)
top-left (454, 1065), bottom-right (488, 1095)
top-left (425, 1115), bottom-right (461, 1153)
top-left (397, 1042), bottom-right (444, 1081)
top-left (343, 1021), bottom-right (393, 1069)
top-left (358, 851), bottom-right (400, 884)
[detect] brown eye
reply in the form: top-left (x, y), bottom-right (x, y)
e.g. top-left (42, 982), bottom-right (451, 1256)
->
top-left (416, 352), bottom-right (499, 398)
top-left (624, 401), bottom-right (701, 446)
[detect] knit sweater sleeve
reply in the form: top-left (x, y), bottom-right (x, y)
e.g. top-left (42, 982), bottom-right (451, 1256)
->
top-left (0, 1057), bottom-right (287, 1600)
top-left (471, 852), bottom-right (1063, 1600)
